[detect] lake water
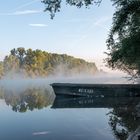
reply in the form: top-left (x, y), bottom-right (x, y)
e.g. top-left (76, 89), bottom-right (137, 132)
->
top-left (0, 82), bottom-right (140, 140)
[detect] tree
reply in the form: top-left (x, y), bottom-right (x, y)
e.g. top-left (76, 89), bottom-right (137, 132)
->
top-left (105, 0), bottom-right (140, 78)
top-left (0, 62), bottom-right (4, 78)
top-left (42, 0), bottom-right (102, 19)
top-left (10, 47), bottom-right (26, 68)
top-left (3, 55), bottom-right (20, 76)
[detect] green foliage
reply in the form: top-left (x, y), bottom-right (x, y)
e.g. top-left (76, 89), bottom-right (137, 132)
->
top-left (0, 62), bottom-right (4, 78)
top-left (0, 87), bottom-right (4, 99)
top-left (3, 55), bottom-right (20, 77)
top-left (106, 0), bottom-right (140, 78)
top-left (42, 0), bottom-right (102, 19)
top-left (1, 48), bottom-right (98, 78)
top-left (10, 47), bottom-right (26, 67)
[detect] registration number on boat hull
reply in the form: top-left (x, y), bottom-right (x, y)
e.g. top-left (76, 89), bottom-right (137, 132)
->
top-left (78, 88), bottom-right (94, 94)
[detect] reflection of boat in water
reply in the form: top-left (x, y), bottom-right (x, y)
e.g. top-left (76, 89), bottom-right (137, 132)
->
top-left (52, 96), bottom-right (140, 109)
top-left (51, 83), bottom-right (140, 97)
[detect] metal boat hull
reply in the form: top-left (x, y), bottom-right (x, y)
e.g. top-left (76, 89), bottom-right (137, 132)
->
top-left (51, 83), bottom-right (140, 97)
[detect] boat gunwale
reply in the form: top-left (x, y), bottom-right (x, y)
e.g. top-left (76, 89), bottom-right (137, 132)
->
top-left (51, 83), bottom-right (140, 88)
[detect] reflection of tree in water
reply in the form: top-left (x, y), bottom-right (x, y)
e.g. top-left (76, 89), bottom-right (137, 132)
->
top-left (0, 87), bottom-right (4, 99)
top-left (108, 101), bottom-right (140, 140)
top-left (1, 87), bottom-right (54, 112)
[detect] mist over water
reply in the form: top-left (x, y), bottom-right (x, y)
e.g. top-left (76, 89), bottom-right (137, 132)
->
top-left (49, 73), bottom-right (132, 84)
top-left (0, 72), bottom-right (138, 87)
top-left (0, 73), bottom-right (133, 90)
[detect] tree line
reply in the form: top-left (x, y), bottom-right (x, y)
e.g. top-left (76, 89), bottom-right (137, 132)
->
top-left (0, 48), bottom-right (98, 78)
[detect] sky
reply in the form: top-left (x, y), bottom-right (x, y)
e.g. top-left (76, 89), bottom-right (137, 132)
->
top-left (0, 0), bottom-right (118, 73)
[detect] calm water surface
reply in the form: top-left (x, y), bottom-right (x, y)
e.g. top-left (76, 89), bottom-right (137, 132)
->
top-left (0, 84), bottom-right (140, 140)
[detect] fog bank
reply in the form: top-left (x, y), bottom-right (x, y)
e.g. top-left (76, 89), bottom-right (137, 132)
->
top-left (0, 73), bottom-right (134, 90)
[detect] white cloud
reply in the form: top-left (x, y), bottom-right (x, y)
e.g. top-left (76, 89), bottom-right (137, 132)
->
top-left (29, 24), bottom-right (48, 27)
top-left (0, 10), bottom-right (41, 16)
top-left (13, 10), bottom-right (41, 15)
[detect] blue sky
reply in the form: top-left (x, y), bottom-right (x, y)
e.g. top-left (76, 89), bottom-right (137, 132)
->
top-left (0, 0), bottom-right (115, 72)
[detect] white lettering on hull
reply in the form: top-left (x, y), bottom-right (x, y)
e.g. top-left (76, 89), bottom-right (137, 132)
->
top-left (78, 88), bottom-right (94, 94)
